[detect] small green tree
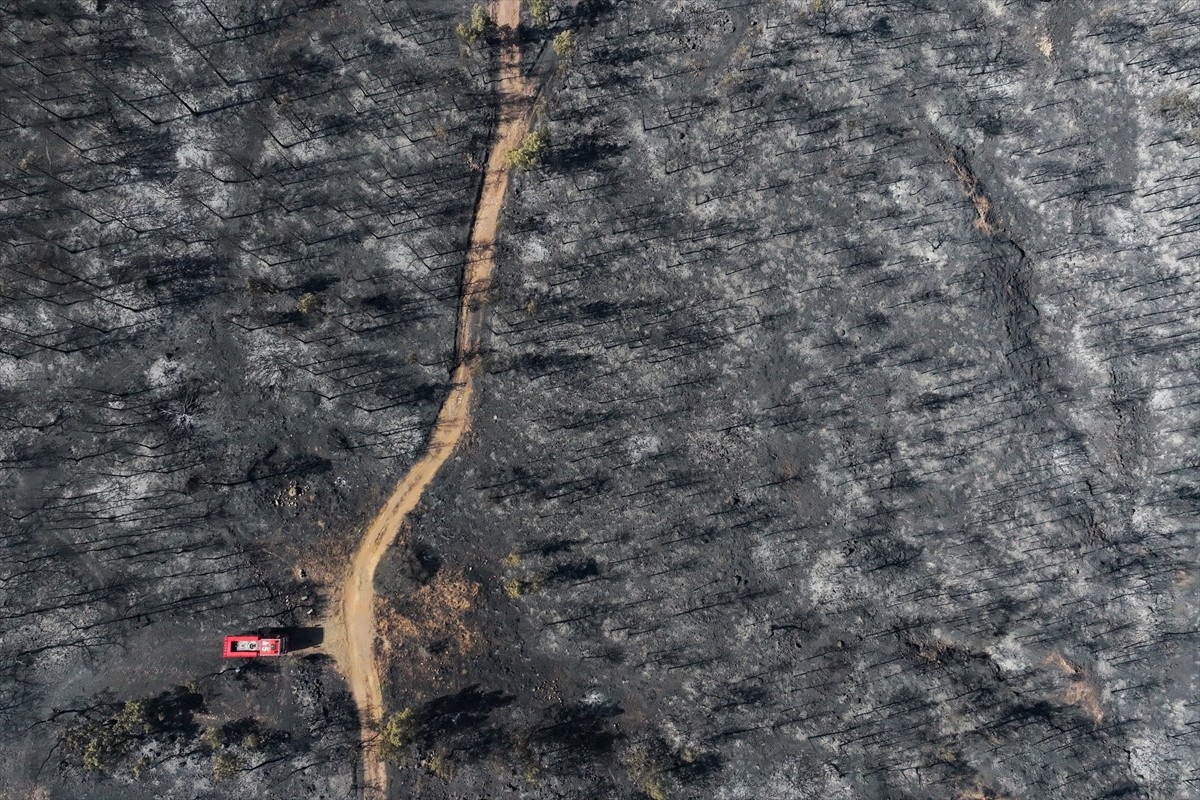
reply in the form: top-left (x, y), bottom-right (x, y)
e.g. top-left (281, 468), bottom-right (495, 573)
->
top-left (505, 127), bottom-right (550, 171)
top-left (82, 730), bottom-right (122, 772)
top-left (212, 752), bottom-right (242, 782)
top-left (378, 708), bottom-right (420, 762)
top-left (245, 277), bottom-right (276, 295)
top-left (113, 701), bottom-right (148, 736)
top-left (471, 4), bottom-right (491, 31)
top-left (529, 0), bottom-right (550, 26)
top-left (200, 725), bottom-right (226, 750)
top-left (297, 292), bottom-right (324, 314)
top-left (63, 717), bottom-right (131, 774)
top-left (456, 5), bottom-right (492, 43)
top-left (552, 29), bottom-right (577, 58)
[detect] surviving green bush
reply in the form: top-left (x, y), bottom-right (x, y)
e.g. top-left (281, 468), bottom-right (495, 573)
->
top-left (64, 722), bottom-right (125, 773)
top-left (113, 700), bottom-right (149, 736)
top-left (200, 725), bottom-right (226, 750)
top-left (379, 708), bottom-right (420, 762)
top-left (456, 5), bottom-right (492, 43)
top-left (530, 0), bottom-right (550, 26)
top-left (552, 29), bottom-right (577, 58)
top-left (212, 751), bottom-right (243, 782)
top-left (426, 745), bottom-right (455, 780)
top-left (297, 292), bottom-right (324, 314)
top-left (505, 127), bottom-right (550, 171)
top-left (62, 700), bottom-right (151, 773)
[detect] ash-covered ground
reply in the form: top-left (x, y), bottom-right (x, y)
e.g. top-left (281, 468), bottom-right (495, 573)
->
top-left (1, 0), bottom-right (486, 795)
top-left (2, 0), bottom-right (1198, 799)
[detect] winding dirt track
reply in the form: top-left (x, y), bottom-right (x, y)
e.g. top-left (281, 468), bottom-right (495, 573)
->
top-left (323, 3), bottom-right (531, 796)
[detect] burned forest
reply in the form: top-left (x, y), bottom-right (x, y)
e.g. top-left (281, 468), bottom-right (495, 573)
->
top-left (1, 0), bottom-right (1197, 799)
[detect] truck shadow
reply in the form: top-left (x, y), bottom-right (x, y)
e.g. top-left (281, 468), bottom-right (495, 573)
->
top-left (246, 625), bottom-right (324, 652)
top-left (279, 625), bottom-right (324, 651)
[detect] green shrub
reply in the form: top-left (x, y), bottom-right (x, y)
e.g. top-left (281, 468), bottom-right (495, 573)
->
top-left (504, 574), bottom-right (544, 597)
top-left (530, 0), bottom-right (550, 26)
top-left (456, 5), bottom-right (492, 43)
top-left (505, 127), bottom-right (550, 171)
top-left (212, 752), bottom-right (242, 782)
top-left (426, 745), bottom-right (455, 780)
top-left (82, 733), bottom-right (120, 772)
top-left (297, 292), bottom-right (323, 314)
top-left (62, 719), bottom-right (130, 774)
top-left (552, 29), bottom-right (577, 58)
top-left (60, 686), bottom-right (211, 776)
top-left (379, 708), bottom-right (420, 762)
top-left (113, 701), bottom-right (148, 736)
top-left (200, 726), bottom-right (226, 750)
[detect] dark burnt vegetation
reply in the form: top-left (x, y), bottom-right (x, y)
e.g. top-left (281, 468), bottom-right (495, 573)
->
top-left (373, 684), bottom-right (724, 797)
top-left (1, 0), bottom-right (492, 794)
top-left (56, 677), bottom-right (303, 783)
top-left (402, 0), bottom-right (1200, 798)
top-left (60, 686), bottom-right (205, 774)
top-left (3, 0), bottom-right (1200, 798)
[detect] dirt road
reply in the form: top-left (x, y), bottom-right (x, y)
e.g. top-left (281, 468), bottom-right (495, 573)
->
top-left (323, 1), bottom-right (531, 796)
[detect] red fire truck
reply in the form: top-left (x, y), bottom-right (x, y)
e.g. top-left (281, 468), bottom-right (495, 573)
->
top-left (222, 632), bottom-right (288, 659)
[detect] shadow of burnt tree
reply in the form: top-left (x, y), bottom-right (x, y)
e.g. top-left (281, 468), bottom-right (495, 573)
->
top-left (530, 700), bottom-right (623, 760)
top-left (567, 0), bottom-right (615, 28)
top-left (544, 558), bottom-right (601, 584)
top-left (547, 137), bottom-right (628, 173)
top-left (143, 685), bottom-right (206, 738)
top-left (386, 685), bottom-right (516, 763)
top-left (419, 685), bottom-right (515, 743)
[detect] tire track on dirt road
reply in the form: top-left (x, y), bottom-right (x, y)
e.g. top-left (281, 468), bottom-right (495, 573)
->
top-left (323, 2), bottom-right (532, 795)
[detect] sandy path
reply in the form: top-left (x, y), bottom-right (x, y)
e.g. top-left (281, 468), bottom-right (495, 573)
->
top-left (459, 0), bottom-right (530, 359)
top-left (324, 1), bottom-right (531, 796)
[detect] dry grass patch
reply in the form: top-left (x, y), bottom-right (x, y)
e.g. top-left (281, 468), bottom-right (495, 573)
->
top-left (1035, 33), bottom-right (1054, 59)
top-left (906, 632), bottom-right (975, 665)
top-left (284, 526), bottom-right (354, 589)
top-left (623, 743), bottom-right (673, 800)
top-left (944, 151), bottom-right (996, 235)
top-left (1065, 678), bottom-right (1105, 724)
top-left (2, 788), bottom-right (52, 800)
top-left (931, 133), bottom-right (998, 235)
top-left (1045, 651), bottom-right (1105, 724)
top-left (957, 785), bottom-right (1014, 800)
top-left (377, 570), bottom-right (481, 680)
